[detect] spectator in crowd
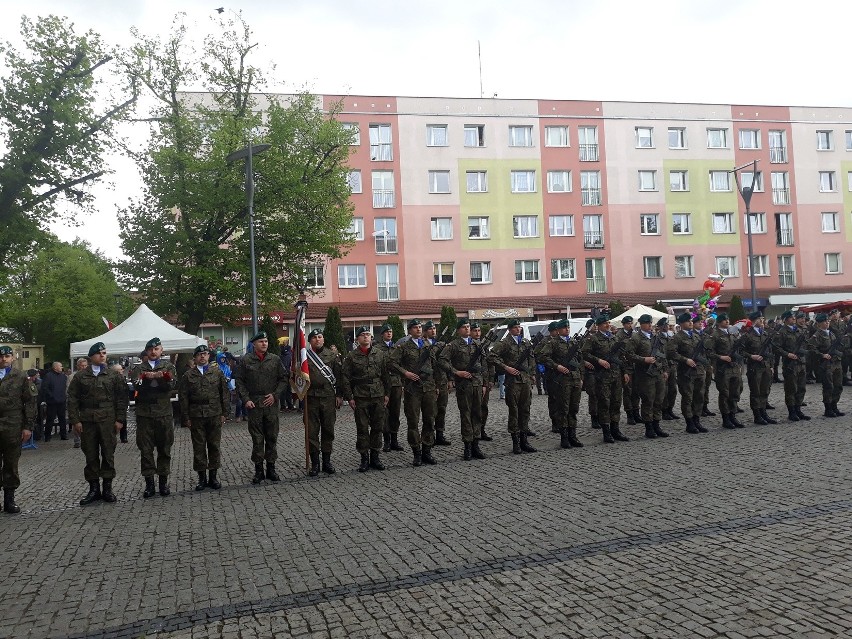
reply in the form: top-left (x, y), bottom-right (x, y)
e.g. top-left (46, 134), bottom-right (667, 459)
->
top-left (40, 362), bottom-right (68, 442)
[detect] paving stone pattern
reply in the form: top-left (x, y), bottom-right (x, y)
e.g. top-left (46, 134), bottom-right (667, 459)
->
top-left (2, 383), bottom-right (852, 638)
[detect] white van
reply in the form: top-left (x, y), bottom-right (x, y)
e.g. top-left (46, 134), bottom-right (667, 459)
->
top-left (490, 318), bottom-right (592, 344)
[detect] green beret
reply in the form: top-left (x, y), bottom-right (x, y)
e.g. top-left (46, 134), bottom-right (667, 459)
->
top-left (88, 342), bottom-right (106, 357)
top-left (595, 315), bottom-right (610, 325)
top-left (656, 317), bottom-right (668, 328)
top-left (456, 318), bottom-right (470, 329)
top-left (379, 324), bottom-right (392, 334)
top-left (249, 331), bottom-right (267, 343)
top-left (555, 318), bottom-right (569, 329)
top-left (407, 318), bottom-right (422, 329)
top-left (27, 369), bottom-right (38, 377)
top-left (548, 321), bottom-right (558, 332)
top-left (585, 319), bottom-right (594, 329)
top-left (716, 313), bottom-right (728, 322)
top-left (638, 314), bottom-right (653, 324)
top-left (193, 344), bottom-right (209, 356)
top-left (470, 322), bottom-right (480, 329)
top-left (423, 320), bottom-right (435, 329)
top-left (145, 337), bottom-right (161, 350)
top-left (677, 312), bottom-right (693, 324)
top-left (308, 329), bottom-right (323, 340)
top-left (507, 319), bottom-right (521, 328)
top-left (795, 311), bottom-right (806, 319)
top-left (815, 313), bottom-right (828, 322)
top-left (355, 326), bottom-right (371, 337)
top-left (748, 311), bottom-right (762, 321)
top-left (780, 310), bottom-right (793, 320)
top-left (621, 316), bottom-right (633, 324)
top-left (0, 345), bottom-right (12, 356)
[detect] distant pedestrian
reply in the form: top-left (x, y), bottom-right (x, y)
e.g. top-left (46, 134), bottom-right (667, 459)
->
top-left (40, 362), bottom-right (68, 442)
top-left (0, 346), bottom-right (37, 513)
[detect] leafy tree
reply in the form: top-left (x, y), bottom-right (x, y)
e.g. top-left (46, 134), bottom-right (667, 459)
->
top-left (0, 238), bottom-right (122, 361)
top-left (386, 315), bottom-right (405, 342)
top-left (117, 15), bottom-right (354, 338)
top-left (438, 305), bottom-right (457, 338)
top-left (652, 301), bottom-right (669, 314)
top-left (259, 315), bottom-right (278, 345)
top-left (323, 306), bottom-right (345, 353)
top-left (607, 300), bottom-right (626, 318)
top-left (0, 15), bottom-right (135, 254)
top-left (728, 295), bottom-right (746, 322)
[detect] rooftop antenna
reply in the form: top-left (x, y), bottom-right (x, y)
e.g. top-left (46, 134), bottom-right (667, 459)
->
top-left (478, 40), bottom-right (483, 98)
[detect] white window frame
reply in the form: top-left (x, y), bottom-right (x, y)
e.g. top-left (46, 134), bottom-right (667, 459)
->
top-left (306, 264), bottom-right (325, 289)
top-left (342, 122), bottom-right (360, 145)
top-left (715, 256), bottom-right (738, 278)
top-left (848, 171), bottom-right (852, 192)
top-left (510, 170), bottom-right (537, 193)
top-left (548, 214), bottom-right (575, 237)
top-left (817, 130), bottom-right (834, 151)
top-left (739, 129), bottom-right (761, 150)
top-left (347, 170), bottom-right (362, 194)
top-left (509, 125), bottom-right (533, 147)
top-left (635, 126), bottom-right (654, 148)
top-left (369, 123), bottom-right (393, 161)
top-left (710, 171), bottom-right (732, 192)
top-left (778, 255), bottom-right (796, 287)
top-left (747, 255), bottom-right (770, 277)
top-left (551, 258), bottom-right (577, 282)
top-left (638, 170), bottom-right (657, 192)
top-left (846, 131), bottom-right (852, 151)
top-left (640, 213), bottom-right (660, 236)
top-left (819, 171), bottom-right (837, 192)
top-left (371, 170), bottom-right (395, 208)
top-left (337, 264), bottom-right (366, 288)
top-left (670, 170), bottom-right (689, 192)
top-left (712, 212), bottom-right (735, 234)
top-left (674, 255), bottom-right (695, 278)
top-left (376, 264), bottom-right (399, 301)
top-left (546, 170), bottom-right (572, 193)
top-left (544, 126), bottom-right (569, 147)
top-left (643, 256), bottom-right (663, 279)
top-left (668, 127), bottom-right (687, 149)
top-left (740, 171), bottom-right (764, 192)
top-left (464, 124), bottom-right (485, 148)
top-left (707, 128), bottom-right (729, 149)
top-left (433, 262), bottom-right (455, 286)
top-left (672, 213), bottom-right (692, 235)
top-left (821, 212), bottom-right (839, 233)
top-left (469, 261), bottom-right (492, 285)
top-left (430, 217), bottom-right (453, 240)
top-left (426, 124), bottom-right (448, 147)
top-left (428, 170), bottom-right (451, 194)
top-left (515, 259), bottom-right (540, 283)
top-left (348, 217), bottom-right (364, 241)
top-left (466, 171), bottom-right (488, 193)
top-left (585, 257), bottom-right (607, 293)
top-left (373, 218), bottom-right (397, 254)
top-left (513, 215), bottom-right (539, 238)
top-left (825, 253), bottom-right (842, 274)
top-left (468, 216), bottom-right (490, 239)
top-left (746, 212), bottom-right (767, 234)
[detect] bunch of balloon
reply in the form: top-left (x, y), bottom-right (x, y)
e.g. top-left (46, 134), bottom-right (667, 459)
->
top-left (691, 274), bottom-right (725, 325)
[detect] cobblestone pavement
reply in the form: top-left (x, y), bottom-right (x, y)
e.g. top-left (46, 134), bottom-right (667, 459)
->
top-left (3, 381), bottom-right (852, 638)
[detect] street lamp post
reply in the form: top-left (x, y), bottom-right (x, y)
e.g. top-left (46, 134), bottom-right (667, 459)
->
top-left (226, 141), bottom-right (271, 336)
top-left (730, 160), bottom-right (759, 313)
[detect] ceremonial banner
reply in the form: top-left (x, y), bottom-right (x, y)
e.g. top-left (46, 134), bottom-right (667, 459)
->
top-left (291, 300), bottom-right (311, 400)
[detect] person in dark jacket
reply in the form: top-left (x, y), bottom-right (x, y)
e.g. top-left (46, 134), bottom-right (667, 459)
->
top-left (40, 362), bottom-right (68, 441)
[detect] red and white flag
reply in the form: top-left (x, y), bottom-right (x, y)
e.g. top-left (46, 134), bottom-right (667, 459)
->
top-left (291, 300), bottom-right (310, 399)
top-left (102, 317), bottom-right (115, 330)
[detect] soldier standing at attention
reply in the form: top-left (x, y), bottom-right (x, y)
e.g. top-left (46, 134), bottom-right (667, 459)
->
top-left (659, 319), bottom-right (680, 421)
top-left (705, 314), bottom-right (745, 429)
top-left (670, 313), bottom-right (708, 434)
top-left (130, 337), bottom-right (178, 498)
top-left (627, 314), bottom-right (669, 439)
top-left (439, 319), bottom-right (486, 461)
top-left (236, 331), bottom-right (289, 484)
top-left (489, 319), bottom-right (537, 454)
top-left (739, 312), bottom-right (777, 425)
top-left (581, 319), bottom-right (600, 429)
top-left (341, 327), bottom-right (390, 472)
top-left (808, 313), bottom-right (845, 418)
top-left (535, 322), bottom-right (560, 433)
top-left (304, 329), bottom-right (343, 476)
top-left (471, 322), bottom-right (495, 441)
top-left (0, 345), bottom-right (36, 514)
top-left (616, 317), bottom-right (639, 425)
top-left (537, 318), bottom-right (584, 449)
top-left (179, 344), bottom-right (229, 491)
top-left (700, 318), bottom-right (717, 418)
top-left (581, 315), bottom-right (630, 444)
top-left (390, 319), bottom-right (438, 467)
top-left (424, 321), bottom-right (451, 447)
top-left (773, 311), bottom-right (810, 422)
top-left (374, 324), bottom-right (404, 453)
top-left (68, 342), bottom-right (128, 505)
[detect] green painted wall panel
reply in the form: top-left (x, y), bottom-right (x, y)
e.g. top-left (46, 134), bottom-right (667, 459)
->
top-left (842, 161), bottom-right (852, 242)
top-left (664, 159), bottom-right (740, 246)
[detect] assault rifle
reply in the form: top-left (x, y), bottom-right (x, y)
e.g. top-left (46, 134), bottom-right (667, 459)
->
top-left (465, 328), bottom-right (499, 375)
top-left (595, 336), bottom-right (625, 372)
top-left (824, 332), bottom-right (845, 364)
top-left (646, 331), bottom-right (666, 373)
top-left (561, 331), bottom-right (587, 370)
top-left (410, 326), bottom-right (452, 384)
top-left (690, 335), bottom-right (709, 366)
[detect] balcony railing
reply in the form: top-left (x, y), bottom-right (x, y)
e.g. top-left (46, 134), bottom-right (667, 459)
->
top-left (583, 231), bottom-right (604, 249)
top-left (769, 146), bottom-right (788, 163)
top-left (586, 276), bottom-right (607, 294)
top-left (778, 270), bottom-right (796, 288)
top-left (772, 187), bottom-right (790, 205)
top-left (581, 188), bottom-right (602, 206)
top-left (579, 144), bottom-right (599, 162)
top-left (776, 228), bottom-right (794, 246)
top-left (375, 236), bottom-right (398, 254)
top-left (372, 189), bottom-right (395, 208)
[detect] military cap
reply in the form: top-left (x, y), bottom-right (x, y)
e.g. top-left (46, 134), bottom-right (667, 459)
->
top-left (26, 369), bottom-right (38, 377)
top-left (795, 311), bottom-right (807, 319)
top-left (379, 323), bottom-right (392, 334)
top-left (0, 345), bottom-right (12, 356)
top-left (595, 315), bottom-right (610, 325)
top-left (621, 316), bottom-right (633, 324)
top-left (193, 344), bottom-right (209, 356)
top-left (555, 318), bottom-right (569, 329)
top-left (507, 319), bottom-right (521, 328)
top-left (780, 310), bottom-right (794, 320)
top-left (145, 337), bottom-right (162, 350)
top-left (407, 318), bottom-right (422, 329)
top-left (248, 331), bottom-right (267, 343)
top-left (716, 313), bottom-right (729, 322)
top-left (548, 321), bottom-right (559, 332)
top-left (638, 314), bottom-right (653, 324)
top-left (748, 311), bottom-right (762, 321)
top-left (456, 318), bottom-right (470, 329)
top-left (815, 313), bottom-right (828, 322)
top-left (307, 329), bottom-right (323, 340)
top-left (585, 319), bottom-right (595, 329)
top-left (88, 341), bottom-right (106, 357)
top-left (677, 312), bottom-right (693, 324)
top-left (470, 322), bottom-right (480, 329)
top-left (423, 320), bottom-right (435, 329)
top-left (829, 308), bottom-right (840, 315)
top-left (355, 326), bottom-right (371, 336)
top-left (656, 317), bottom-right (668, 328)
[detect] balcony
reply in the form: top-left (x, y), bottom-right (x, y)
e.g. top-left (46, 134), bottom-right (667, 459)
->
top-left (769, 146), bottom-right (788, 163)
top-left (579, 144), bottom-right (599, 162)
top-left (778, 270), bottom-right (796, 288)
top-left (372, 190), bottom-right (395, 208)
top-left (772, 188), bottom-right (790, 205)
top-left (375, 236), bottom-right (398, 254)
top-left (581, 188), bottom-right (602, 206)
top-left (776, 229), bottom-right (794, 246)
top-left (583, 231), bottom-right (604, 249)
top-left (586, 276), bottom-right (607, 294)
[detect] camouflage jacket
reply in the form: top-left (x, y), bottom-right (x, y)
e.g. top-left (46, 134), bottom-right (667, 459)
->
top-left (0, 368), bottom-right (37, 430)
top-left (373, 340), bottom-right (402, 387)
top-left (489, 334), bottom-right (536, 386)
top-left (439, 337), bottom-right (486, 386)
top-left (235, 352), bottom-right (289, 403)
top-left (306, 347), bottom-right (343, 398)
top-left (178, 365), bottom-right (229, 420)
top-left (390, 336), bottom-right (437, 391)
top-left (738, 328), bottom-right (773, 370)
top-left (581, 331), bottom-right (626, 375)
top-left (341, 347), bottom-right (390, 400)
top-left (130, 358), bottom-right (178, 418)
top-left (670, 330), bottom-right (707, 377)
top-left (772, 325), bottom-right (809, 367)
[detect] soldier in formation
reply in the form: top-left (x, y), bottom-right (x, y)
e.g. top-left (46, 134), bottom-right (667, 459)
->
top-left (626, 314), bottom-right (669, 439)
top-left (581, 315), bottom-right (630, 444)
top-left (536, 319), bottom-right (584, 449)
top-left (374, 323), bottom-right (404, 453)
top-left (304, 329), bottom-right (343, 476)
top-left (424, 321), bottom-right (452, 447)
top-left (739, 312), bottom-right (777, 425)
top-left (489, 319), bottom-right (537, 454)
top-left (0, 345), bottom-right (36, 514)
top-left (439, 319), bottom-right (486, 461)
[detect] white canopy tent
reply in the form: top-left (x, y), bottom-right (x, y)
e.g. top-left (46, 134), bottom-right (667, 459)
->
top-left (70, 304), bottom-right (207, 358)
top-left (609, 304), bottom-right (676, 326)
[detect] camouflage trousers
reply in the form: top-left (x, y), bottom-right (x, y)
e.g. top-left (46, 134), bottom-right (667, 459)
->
top-left (81, 420), bottom-right (118, 481)
top-left (136, 416), bottom-right (174, 477)
top-left (190, 416), bottom-right (223, 471)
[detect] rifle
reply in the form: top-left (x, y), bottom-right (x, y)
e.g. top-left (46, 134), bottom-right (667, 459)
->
top-left (594, 336), bottom-right (625, 372)
top-left (690, 334), bottom-right (709, 366)
top-left (464, 328), bottom-right (499, 375)
top-left (561, 331), bottom-right (587, 369)
top-left (646, 331), bottom-right (666, 373)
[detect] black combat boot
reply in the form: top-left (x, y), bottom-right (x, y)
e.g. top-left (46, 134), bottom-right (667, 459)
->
top-left (721, 413), bottom-right (735, 429)
top-left (471, 439), bottom-right (486, 459)
top-left (626, 411), bottom-right (637, 426)
top-left (412, 448), bottom-right (423, 467)
top-left (590, 416), bottom-right (601, 429)
top-left (4, 489), bottom-right (20, 514)
top-left (389, 433), bottom-right (404, 451)
top-left (736, 406), bottom-right (745, 414)
top-left (510, 434), bottom-right (522, 454)
top-left (685, 416), bottom-right (699, 434)
top-left (143, 476), bottom-right (157, 498)
top-left (479, 427), bottom-right (493, 442)
top-left (693, 416), bottom-right (708, 433)
top-left (158, 475), bottom-right (170, 496)
top-left (80, 480), bottom-right (101, 505)
top-left (766, 402), bottom-right (776, 410)
top-left (787, 407), bottom-right (800, 422)
top-left (435, 430), bottom-right (451, 446)
top-left (702, 405), bottom-right (716, 416)
top-left (795, 406), bottom-right (811, 421)
top-left (369, 450), bottom-right (385, 470)
top-left (833, 403), bottom-right (845, 417)
top-left (761, 409), bottom-right (777, 424)
top-left (207, 469), bottom-right (221, 489)
top-left (309, 451), bottom-right (320, 477)
top-left (265, 463), bottom-right (280, 482)
top-left (421, 445), bottom-right (437, 465)
top-left (568, 427), bottom-right (583, 448)
top-left (382, 432), bottom-right (391, 452)
top-left (358, 452), bottom-right (370, 472)
top-left (652, 421), bottom-right (669, 438)
top-left (559, 429), bottom-right (572, 449)
top-left (463, 442), bottom-right (473, 460)
top-left (551, 422), bottom-right (560, 434)
top-left (610, 423), bottom-right (630, 442)
top-left (195, 471), bottom-right (208, 490)
top-left (601, 423), bottom-right (615, 444)
top-left (824, 403), bottom-right (836, 418)
top-left (252, 463), bottom-right (265, 484)
top-left (102, 479), bottom-right (116, 503)
top-left (644, 422), bottom-right (657, 439)
top-left (321, 452), bottom-right (336, 474)
top-left (730, 412), bottom-right (746, 428)
top-left (753, 410), bottom-right (768, 425)
top-left (519, 432), bottom-right (537, 453)
top-left (527, 429), bottom-right (537, 437)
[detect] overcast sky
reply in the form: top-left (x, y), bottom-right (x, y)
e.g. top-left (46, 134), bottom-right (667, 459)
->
top-left (6, 0), bottom-right (851, 258)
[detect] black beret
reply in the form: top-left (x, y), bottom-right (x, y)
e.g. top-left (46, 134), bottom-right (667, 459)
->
top-left (456, 318), bottom-right (470, 329)
top-left (379, 324), bottom-right (392, 334)
top-left (193, 344), bottom-right (209, 356)
top-left (595, 316), bottom-right (610, 325)
top-left (656, 317), bottom-right (668, 327)
top-left (555, 319), bottom-right (569, 329)
top-left (355, 326), bottom-right (371, 337)
top-left (638, 314), bottom-right (653, 324)
top-left (0, 345), bottom-right (12, 356)
top-left (26, 369), bottom-right (38, 377)
top-left (423, 320), bottom-right (435, 329)
top-left (88, 342), bottom-right (106, 357)
top-left (308, 329), bottom-right (323, 340)
top-left (815, 313), bottom-right (828, 322)
top-left (748, 311), bottom-right (762, 321)
top-left (145, 337), bottom-right (162, 350)
top-left (780, 310), bottom-right (793, 320)
top-left (716, 313), bottom-right (729, 322)
top-left (621, 316), bottom-right (633, 324)
top-left (470, 322), bottom-right (481, 329)
top-left (407, 318), bottom-right (422, 329)
top-left (677, 312), bottom-right (693, 324)
top-left (507, 319), bottom-right (521, 328)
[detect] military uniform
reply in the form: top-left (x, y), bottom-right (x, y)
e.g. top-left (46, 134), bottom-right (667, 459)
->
top-left (478, 331), bottom-right (496, 442)
top-left (439, 322), bottom-right (487, 460)
top-left (616, 322), bottom-right (639, 424)
top-left (700, 323), bottom-right (717, 417)
top-left (305, 336), bottom-right (343, 475)
top-left (656, 321), bottom-right (679, 421)
top-left (68, 344), bottom-right (128, 505)
top-left (534, 325), bottom-right (559, 433)
top-left (738, 314), bottom-right (776, 425)
top-left (626, 318), bottom-right (669, 438)
top-left (705, 316), bottom-right (745, 429)
top-left (808, 314), bottom-right (845, 417)
top-left (0, 349), bottom-right (37, 513)
top-left (581, 320), bottom-right (629, 443)
top-left (581, 322), bottom-right (600, 428)
top-left (489, 323), bottom-right (537, 453)
top-left (341, 330), bottom-right (390, 471)
top-left (426, 322), bottom-right (451, 446)
top-left (536, 321), bottom-right (584, 448)
top-left (670, 316), bottom-right (708, 433)
top-left (374, 325), bottom-right (404, 452)
top-left (772, 314), bottom-right (810, 421)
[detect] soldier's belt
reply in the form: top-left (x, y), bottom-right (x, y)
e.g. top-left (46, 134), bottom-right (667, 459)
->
top-left (81, 400), bottom-right (114, 408)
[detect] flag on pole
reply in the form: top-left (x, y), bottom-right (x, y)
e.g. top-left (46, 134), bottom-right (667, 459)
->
top-left (102, 316), bottom-right (115, 330)
top-left (291, 300), bottom-right (310, 400)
